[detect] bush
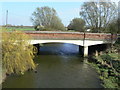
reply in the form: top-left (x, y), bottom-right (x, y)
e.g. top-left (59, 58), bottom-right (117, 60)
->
top-left (100, 54), bottom-right (112, 63)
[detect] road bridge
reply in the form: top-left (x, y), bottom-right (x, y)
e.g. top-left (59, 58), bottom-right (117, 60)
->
top-left (24, 31), bottom-right (117, 57)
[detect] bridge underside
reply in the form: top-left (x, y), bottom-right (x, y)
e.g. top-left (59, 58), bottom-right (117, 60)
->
top-left (29, 40), bottom-right (110, 46)
top-left (30, 39), bottom-right (112, 57)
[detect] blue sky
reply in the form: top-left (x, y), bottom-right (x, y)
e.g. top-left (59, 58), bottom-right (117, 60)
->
top-left (0, 2), bottom-right (83, 26)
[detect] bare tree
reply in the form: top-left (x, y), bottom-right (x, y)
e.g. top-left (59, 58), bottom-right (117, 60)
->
top-left (80, 1), bottom-right (118, 33)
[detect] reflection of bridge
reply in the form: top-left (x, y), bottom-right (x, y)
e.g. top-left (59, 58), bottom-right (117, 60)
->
top-left (24, 31), bottom-right (117, 57)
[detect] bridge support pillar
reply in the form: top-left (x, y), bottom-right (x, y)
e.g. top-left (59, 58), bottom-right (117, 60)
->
top-left (84, 46), bottom-right (88, 57)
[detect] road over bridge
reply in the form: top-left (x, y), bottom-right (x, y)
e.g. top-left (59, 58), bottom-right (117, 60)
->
top-left (24, 31), bottom-right (117, 57)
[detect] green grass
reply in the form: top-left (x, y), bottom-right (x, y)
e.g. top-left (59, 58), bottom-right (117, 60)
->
top-left (2, 27), bottom-right (35, 31)
top-left (108, 53), bottom-right (120, 60)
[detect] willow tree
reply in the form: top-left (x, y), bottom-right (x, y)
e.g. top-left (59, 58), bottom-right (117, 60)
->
top-left (2, 30), bottom-right (36, 75)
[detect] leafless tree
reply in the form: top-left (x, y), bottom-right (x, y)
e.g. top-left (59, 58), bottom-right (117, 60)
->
top-left (80, 1), bottom-right (118, 33)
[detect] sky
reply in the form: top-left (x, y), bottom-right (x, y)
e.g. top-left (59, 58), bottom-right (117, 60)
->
top-left (0, 2), bottom-right (83, 26)
top-left (0, 0), bottom-right (119, 26)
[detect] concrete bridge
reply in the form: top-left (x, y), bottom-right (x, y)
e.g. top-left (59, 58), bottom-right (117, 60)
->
top-left (24, 31), bottom-right (117, 57)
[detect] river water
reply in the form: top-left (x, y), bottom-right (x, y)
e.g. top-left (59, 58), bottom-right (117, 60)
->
top-left (2, 43), bottom-right (102, 88)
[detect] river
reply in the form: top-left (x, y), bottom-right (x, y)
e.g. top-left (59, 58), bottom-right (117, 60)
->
top-left (2, 43), bottom-right (102, 88)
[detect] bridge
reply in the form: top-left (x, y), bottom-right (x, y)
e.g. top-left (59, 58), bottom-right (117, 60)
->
top-left (24, 31), bottom-right (117, 57)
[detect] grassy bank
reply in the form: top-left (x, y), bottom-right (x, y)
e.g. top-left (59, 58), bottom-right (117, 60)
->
top-left (2, 26), bottom-right (35, 31)
top-left (0, 69), bottom-right (6, 86)
top-left (88, 36), bottom-right (120, 88)
top-left (88, 52), bottom-right (120, 88)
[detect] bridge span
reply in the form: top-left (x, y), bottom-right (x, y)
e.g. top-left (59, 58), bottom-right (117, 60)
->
top-left (24, 31), bottom-right (117, 57)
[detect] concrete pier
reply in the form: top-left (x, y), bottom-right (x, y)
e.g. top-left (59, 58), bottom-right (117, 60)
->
top-left (79, 46), bottom-right (88, 57)
top-left (84, 46), bottom-right (88, 57)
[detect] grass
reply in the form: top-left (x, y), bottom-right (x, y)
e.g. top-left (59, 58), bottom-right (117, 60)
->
top-left (2, 27), bottom-right (35, 31)
top-left (108, 53), bottom-right (120, 60)
top-left (1, 27), bottom-right (85, 32)
top-left (88, 51), bottom-right (120, 88)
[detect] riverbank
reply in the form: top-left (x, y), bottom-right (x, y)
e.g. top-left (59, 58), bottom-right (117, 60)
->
top-left (88, 37), bottom-right (120, 88)
top-left (0, 70), bottom-right (6, 86)
top-left (88, 52), bottom-right (120, 88)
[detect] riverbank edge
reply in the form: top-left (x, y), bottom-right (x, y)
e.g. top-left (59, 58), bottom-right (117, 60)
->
top-left (87, 56), bottom-right (119, 89)
top-left (0, 70), bottom-right (6, 87)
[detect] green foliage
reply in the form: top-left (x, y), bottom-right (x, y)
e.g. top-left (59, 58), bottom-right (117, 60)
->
top-left (2, 29), bottom-right (36, 75)
top-left (102, 77), bottom-right (118, 88)
top-left (100, 54), bottom-right (114, 63)
top-left (98, 52), bottom-right (120, 73)
top-left (90, 61), bottom-right (119, 88)
top-left (106, 18), bottom-right (120, 34)
top-left (2, 27), bottom-right (35, 31)
top-left (89, 47), bottom-right (120, 88)
top-left (113, 38), bottom-right (120, 53)
top-left (31, 6), bottom-right (65, 31)
top-left (67, 18), bottom-right (85, 31)
top-left (115, 38), bottom-right (120, 44)
top-left (50, 16), bottom-right (66, 31)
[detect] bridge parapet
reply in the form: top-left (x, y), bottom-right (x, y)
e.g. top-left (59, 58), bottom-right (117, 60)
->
top-left (24, 31), bottom-right (117, 41)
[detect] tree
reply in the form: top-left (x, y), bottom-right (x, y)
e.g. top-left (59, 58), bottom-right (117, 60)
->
top-left (80, 2), bottom-right (118, 33)
top-left (106, 18), bottom-right (119, 52)
top-left (31, 6), bottom-right (65, 31)
top-left (107, 18), bottom-right (120, 34)
top-left (2, 30), bottom-right (36, 75)
top-left (67, 18), bottom-right (85, 31)
top-left (50, 16), bottom-right (66, 30)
